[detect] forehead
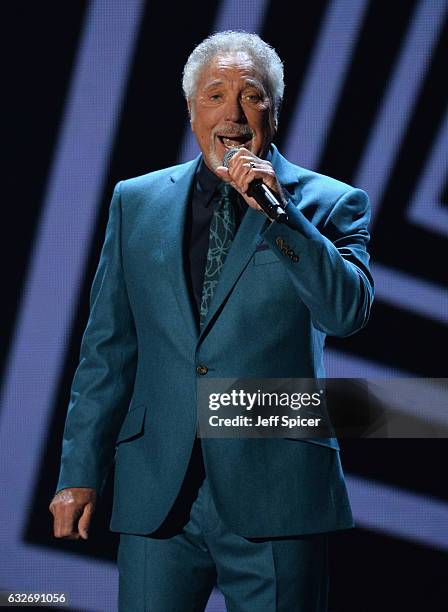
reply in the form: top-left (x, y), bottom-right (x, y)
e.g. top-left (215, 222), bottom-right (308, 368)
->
top-left (196, 51), bottom-right (265, 89)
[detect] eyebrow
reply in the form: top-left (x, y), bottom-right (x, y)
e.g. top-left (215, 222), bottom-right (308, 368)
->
top-left (202, 78), bottom-right (266, 93)
top-left (243, 79), bottom-right (265, 92)
top-left (202, 80), bottom-right (224, 91)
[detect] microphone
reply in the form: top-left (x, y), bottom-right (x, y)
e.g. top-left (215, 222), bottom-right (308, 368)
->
top-left (222, 148), bottom-right (289, 223)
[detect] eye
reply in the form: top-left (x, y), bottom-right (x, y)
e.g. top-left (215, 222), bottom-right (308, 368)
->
top-left (209, 93), bottom-right (222, 100)
top-left (244, 93), bottom-right (262, 102)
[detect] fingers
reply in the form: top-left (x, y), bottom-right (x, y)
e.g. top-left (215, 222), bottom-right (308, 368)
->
top-left (78, 501), bottom-right (95, 540)
top-left (49, 488), bottom-right (96, 540)
top-left (224, 149), bottom-right (276, 196)
top-left (215, 166), bottom-right (251, 199)
top-left (215, 166), bottom-right (232, 182)
top-left (241, 164), bottom-right (275, 195)
top-left (215, 149), bottom-right (280, 215)
top-left (50, 492), bottom-right (82, 539)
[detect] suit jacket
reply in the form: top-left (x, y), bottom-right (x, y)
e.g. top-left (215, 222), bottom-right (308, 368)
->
top-left (56, 144), bottom-right (374, 537)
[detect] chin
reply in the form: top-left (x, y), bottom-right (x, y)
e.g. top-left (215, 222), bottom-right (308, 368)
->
top-left (206, 149), bottom-right (223, 172)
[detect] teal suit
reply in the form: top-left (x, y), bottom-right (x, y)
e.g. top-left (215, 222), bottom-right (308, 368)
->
top-left (56, 144), bottom-right (373, 540)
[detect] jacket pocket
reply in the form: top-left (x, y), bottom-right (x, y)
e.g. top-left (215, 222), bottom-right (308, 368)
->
top-left (284, 437), bottom-right (340, 451)
top-left (253, 249), bottom-right (280, 266)
top-left (116, 403), bottom-right (147, 444)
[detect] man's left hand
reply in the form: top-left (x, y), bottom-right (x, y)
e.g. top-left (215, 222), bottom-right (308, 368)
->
top-left (215, 148), bottom-right (286, 215)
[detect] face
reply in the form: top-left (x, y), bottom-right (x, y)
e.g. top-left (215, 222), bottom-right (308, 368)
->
top-left (188, 51), bottom-right (277, 172)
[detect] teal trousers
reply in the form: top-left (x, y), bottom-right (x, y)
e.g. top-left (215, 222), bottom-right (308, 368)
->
top-left (117, 474), bottom-right (329, 611)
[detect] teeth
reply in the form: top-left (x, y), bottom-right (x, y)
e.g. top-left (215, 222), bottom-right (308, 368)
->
top-left (221, 137), bottom-right (250, 149)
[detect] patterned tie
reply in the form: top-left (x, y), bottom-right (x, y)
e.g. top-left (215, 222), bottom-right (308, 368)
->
top-left (200, 182), bottom-right (237, 327)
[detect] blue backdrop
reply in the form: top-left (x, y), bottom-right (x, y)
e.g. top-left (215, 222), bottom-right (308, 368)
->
top-left (1, 1), bottom-right (447, 610)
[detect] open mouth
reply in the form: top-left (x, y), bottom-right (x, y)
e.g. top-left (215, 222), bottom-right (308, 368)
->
top-left (217, 134), bottom-right (252, 150)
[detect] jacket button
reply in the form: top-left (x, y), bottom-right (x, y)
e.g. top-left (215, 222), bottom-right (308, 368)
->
top-left (196, 365), bottom-right (208, 376)
top-left (292, 254), bottom-right (300, 262)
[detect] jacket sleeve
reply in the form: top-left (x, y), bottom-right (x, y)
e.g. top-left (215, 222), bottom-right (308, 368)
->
top-left (262, 187), bottom-right (374, 337)
top-left (56, 181), bottom-right (138, 496)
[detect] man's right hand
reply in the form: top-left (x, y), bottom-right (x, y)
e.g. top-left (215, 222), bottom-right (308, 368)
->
top-left (49, 487), bottom-right (97, 540)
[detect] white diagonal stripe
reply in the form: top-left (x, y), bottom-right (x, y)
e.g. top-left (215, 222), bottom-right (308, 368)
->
top-left (355, 0), bottom-right (447, 223)
top-left (284, 0), bottom-right (369, 168)
top-left (0, 1), bottom-right (144, 609)
top-left (372, 263), bottom-right (448, 326)
top-left (348, 474), bottom-right (448, 551)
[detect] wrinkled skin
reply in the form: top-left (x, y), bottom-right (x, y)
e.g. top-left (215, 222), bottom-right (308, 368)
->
top-left (49, 487), bottom-right (96, 540)
top-left (189, 51), bottom-right (286, 214)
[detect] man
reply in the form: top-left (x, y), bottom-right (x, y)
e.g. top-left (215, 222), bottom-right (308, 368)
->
top-left (50, 31), bottom-right (373, 611)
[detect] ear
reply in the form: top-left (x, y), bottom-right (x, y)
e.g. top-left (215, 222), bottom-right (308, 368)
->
top-left (187, 100), bottom-right (194, 124)
top-left (273, 99), bottom-right (282, 132)
top-left (269, 111), bottom-right (278, 137)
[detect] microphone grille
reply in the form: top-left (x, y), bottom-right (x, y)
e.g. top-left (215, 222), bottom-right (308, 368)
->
top-left (222, 147), bottom-right (240, 168)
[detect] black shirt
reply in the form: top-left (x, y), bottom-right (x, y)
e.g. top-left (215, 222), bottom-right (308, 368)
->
top-left (183, 159), bottom-right (247, 326)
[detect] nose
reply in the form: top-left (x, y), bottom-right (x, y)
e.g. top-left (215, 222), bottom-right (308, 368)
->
top-left (224, 94), bottom-right (247, 123)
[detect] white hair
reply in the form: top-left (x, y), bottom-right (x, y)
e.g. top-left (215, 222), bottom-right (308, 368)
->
top-left (182, 31), bottom-right (284, 119)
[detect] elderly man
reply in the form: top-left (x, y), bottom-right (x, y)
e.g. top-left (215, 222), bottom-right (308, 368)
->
top-left (50, 31), bottom-right (373, 611)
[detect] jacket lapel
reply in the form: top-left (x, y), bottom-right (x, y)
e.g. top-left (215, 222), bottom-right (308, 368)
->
top-left (158, 145), bottom-right (302, 342)
top-left (198, 205), bottom-right (268, 337)
top-left (159, 156), bottom-right (201, 340)
top-left (198, 144), bottom-right (302, 339)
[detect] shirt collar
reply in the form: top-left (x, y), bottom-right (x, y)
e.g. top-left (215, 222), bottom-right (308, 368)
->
top-left (195, 159), bottom-right (221, 207)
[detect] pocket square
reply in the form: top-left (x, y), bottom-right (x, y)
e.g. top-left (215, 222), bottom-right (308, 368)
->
top-left (255, 241), bottom-right (270, 252)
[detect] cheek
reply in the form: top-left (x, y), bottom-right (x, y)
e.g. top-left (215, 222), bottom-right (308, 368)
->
top-left (260, 114), bottom-right (276, 141)
top-left (262, 109), bottom-right (274, 128)
top-left (194, 107), bottom-right (221, 131)
top-left (194, 123), bottom-right (215, 145)
top-left (248, 108), bottom-right (271, 130)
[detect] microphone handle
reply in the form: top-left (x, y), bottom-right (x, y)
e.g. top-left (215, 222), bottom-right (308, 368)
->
top-left (247, 179), bottom-right (288, 223)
